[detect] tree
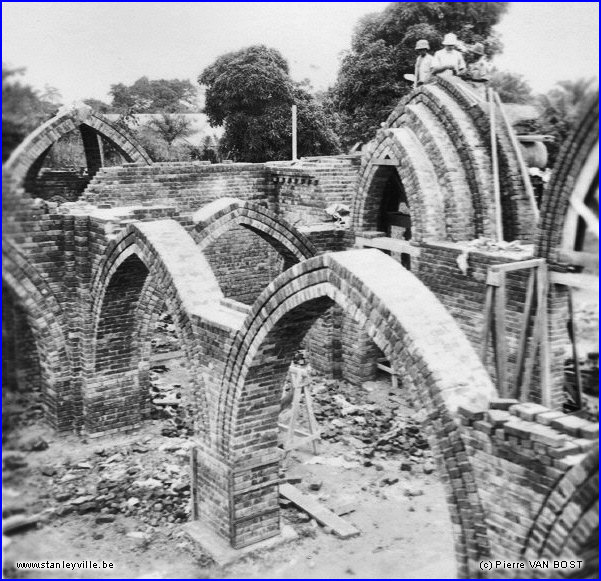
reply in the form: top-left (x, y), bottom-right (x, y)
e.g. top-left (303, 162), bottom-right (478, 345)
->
top-left (109, 77), bottom-right (200, 114)
top-left (83, 98), bottom-right (112, 114)
top-left (2, 64), bottom-right (59, 160)
top-left (199, 45), bottom-right (340, 162)
top-left (147, 113), bottom-right (194, 147)
top-left (331, 2), bottom-right (509, 147)
top-left (536, 78), bottom-right (596, 168)
top-left (489, 70), bottom-right (533, 104)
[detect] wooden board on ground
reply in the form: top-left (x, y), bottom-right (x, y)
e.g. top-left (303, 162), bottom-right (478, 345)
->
top-left (2, 513), bottom-right (44, 534)
top-left (279, 483), bottom-right (360, 539)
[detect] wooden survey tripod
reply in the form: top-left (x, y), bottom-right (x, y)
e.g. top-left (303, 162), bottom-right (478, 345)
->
top-left (278, 365), bottom-right (321, 463)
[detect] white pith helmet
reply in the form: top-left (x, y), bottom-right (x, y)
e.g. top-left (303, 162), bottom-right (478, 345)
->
top-left (442, 33), bottom-right (458, 46)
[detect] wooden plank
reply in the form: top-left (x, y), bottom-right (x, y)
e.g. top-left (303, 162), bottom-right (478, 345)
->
top-left (516, 134), bottom-right (552, 142)
top-left (377, 361), bottom-right (399, 389)
top-left (570, 194), bottom-right (599, 238)
top-left (494, 91), bottom-right (540, 222)
top-left (489, 258), bottom-right (545, 273)
top-left (371, 158), bottom-right (398, 166)
top-left (191, 447), bottom-right (199, 520)
top-left (355, 236), bottom-right (421, 257)
top-left (537, 264), bottom-right (552, 407)
top-left (566, 288), bottom-right (583, 409)
top-left (278, 423), bottom-right (313, 438)
top-left (556, 249), bottom-right (599, 269)
top-left (285, 376), bottom-right (303, 456)
top-left (150, 350), bottom-right (184, 363)
top-left (480, 285), bottom-right (495, 364)
top-left (377, 363), bottom-right (393, 373)
top-left (303, 384), bottom-right (320, 455)
top-left (494, 272), bottom-right (508, 396)
top-left (3, 513), bottom-right (44, 534)
top-left (279, 484), bottom-right (360, 539)
top-left (486, 270), bottom-right (503, 287)
top-left (511, 268), bottom-right (536, 399)
top-left (550, 272), bottom-right (599, 291)
top-left (489, 88), bottom-right (504, 242)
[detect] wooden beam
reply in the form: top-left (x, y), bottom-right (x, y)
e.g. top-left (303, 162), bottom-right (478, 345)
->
top-left (550, 272), bottom-right (599, 291)
top-left (489, 87), bottom-right (504, 242)
top-left (494, 272), bottom-right (508, 396)
top-left (480, 285), bottom-right (495, 364)
top-left (489, 258), bottom-right (545, 273)
top-left (567, 288), bottom-right (583, 409)
top-left (494, 91), bottom-right (540, 222)
top-left (537, 264), bottom-right (552, 407)
top-left (355, 236), bottom-right (421, 257)
top-left (279, 484), bottom-right (360, 539)
top-left (556, 249), bottom-right (599, 269)
top-left (371, 158), bottom-right (398, 166)
top-left (511, 268), bottom-right (536, 399)
top-left (150, 350), bottom-right (185, 363)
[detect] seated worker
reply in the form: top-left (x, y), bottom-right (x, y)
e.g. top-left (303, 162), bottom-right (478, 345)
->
top-left (414, 39), bottom-right (433, 87)
top-left (432, 33), bottom-right (466, 78)
top-left (466, 42), bottom-right (492, 82)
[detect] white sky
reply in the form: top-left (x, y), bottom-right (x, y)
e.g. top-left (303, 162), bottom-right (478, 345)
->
top-left (2, 2), bottom-right (599, 104)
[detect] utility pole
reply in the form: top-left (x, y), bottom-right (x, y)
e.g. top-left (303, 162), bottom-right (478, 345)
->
top-left (292, 104), bottom-right (298, 161)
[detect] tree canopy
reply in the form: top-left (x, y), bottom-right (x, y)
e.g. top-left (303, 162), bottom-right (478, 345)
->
top-left (489, 70), bottom-right (534, 104)
top-left (536, 78), bottom-right (597, 168)
top-left (109, 77), bottom-right (200, 114)
top-left (198, 45), bottom-right (340, 162)
top-left (2, 64), bottom-right (58, 160)
top-left (331, 2), bottom-right (509, 146)
top-left (147, 113), bottom-right (194, 146)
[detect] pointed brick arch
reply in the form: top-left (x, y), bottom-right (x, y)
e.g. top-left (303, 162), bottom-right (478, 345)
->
top-left (537, 94), bottom-right (599, 262)
top-left (2, 240), bottom-right (77, 430)
top-left (195, 249), bottom-right (496, 575)
top-left (523, 448), bottom-right (598, 565)
top-left (353, 77), bottom-right (537, 243)
top-left (88, 220), bottom-right (224, 436)
top-left (4, 104), bottom-right (151, 192)
top-left (191, 198), bottom-right (317, 266)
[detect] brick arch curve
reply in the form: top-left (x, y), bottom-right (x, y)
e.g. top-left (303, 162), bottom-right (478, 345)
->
top-left (523, 448), bottom-right (598, 563)
top-left (205, 249), bottom-right (495, 574)
top-left (353, 77), bottom-right (536, 243)
top-left (2, 240), bottom-right (77, 431)
top-left (191, 198), bottom-right (317, 266)
top-left (87, 220), bottom-right (224, 436)
top-left (4, 103), bottom-right (152, 192)
top-left (536, 94), bottom-right (599, 262)
top-left (353, 130), bottom-right (447, 242)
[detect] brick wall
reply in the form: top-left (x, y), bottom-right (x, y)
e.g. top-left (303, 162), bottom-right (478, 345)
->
top-left (83, 163), bottom-right (270, 211)
top-left (458, 399), bottom-right (598, 577)
top-left (31, 168), bottom-right (91, 202)
top-left (202, 225), bottom-right (285, 305)
top-left (2, 286), bottom-right (44, 428)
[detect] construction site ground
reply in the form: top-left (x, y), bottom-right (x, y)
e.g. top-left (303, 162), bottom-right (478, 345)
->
top-left (3, 360), bottom-right (457, 580)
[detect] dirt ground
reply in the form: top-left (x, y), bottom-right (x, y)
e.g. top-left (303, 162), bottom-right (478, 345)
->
top-left (2, 364), bottom-right (457, 580)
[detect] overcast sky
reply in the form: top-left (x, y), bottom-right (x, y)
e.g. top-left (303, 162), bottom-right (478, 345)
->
top-left (2, 2), bottom-right (598, 104)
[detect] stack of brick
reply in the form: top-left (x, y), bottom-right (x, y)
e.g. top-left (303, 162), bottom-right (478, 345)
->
top-left (459, 398), bottom-right (598, 570)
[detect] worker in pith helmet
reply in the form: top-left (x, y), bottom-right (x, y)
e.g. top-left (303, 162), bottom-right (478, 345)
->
top-left (432, 32), bottom-right (466, 78)
top-left (413, 39), bottom-right (433, 88)
top-left (466, 42), bottom-right (492, 82)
